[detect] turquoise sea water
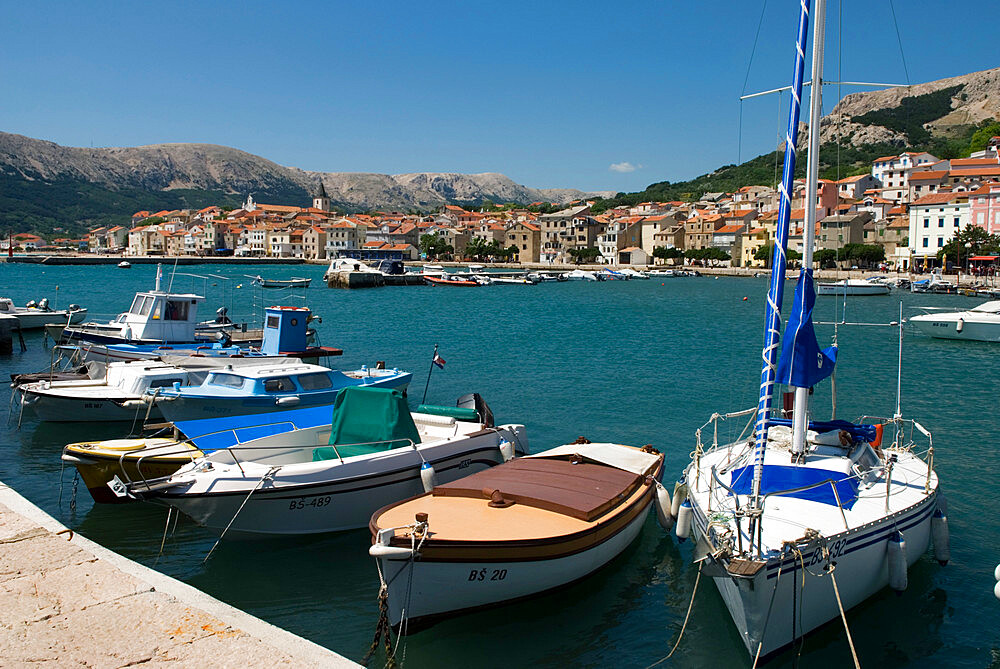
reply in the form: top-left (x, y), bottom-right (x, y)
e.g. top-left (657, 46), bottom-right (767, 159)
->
top-left (1, 262), bottom-right (997, 668)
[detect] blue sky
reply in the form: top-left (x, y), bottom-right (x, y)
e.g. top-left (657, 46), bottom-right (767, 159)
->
top-left (1, 1), bottom-right (996, 193)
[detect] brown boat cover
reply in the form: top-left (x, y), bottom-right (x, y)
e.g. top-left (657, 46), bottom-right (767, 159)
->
top-left (432, 458), bottom-right (641, 521)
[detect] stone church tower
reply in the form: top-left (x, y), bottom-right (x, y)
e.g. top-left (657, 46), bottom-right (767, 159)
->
top-left (313, 180), bottom-right (331, 212)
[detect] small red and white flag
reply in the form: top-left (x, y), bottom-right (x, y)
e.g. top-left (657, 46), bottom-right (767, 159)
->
top-left (432, 352), bottom-right (446, 369)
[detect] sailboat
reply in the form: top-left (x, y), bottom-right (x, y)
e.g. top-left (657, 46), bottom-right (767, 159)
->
top-left (676, 0), bottom-right (946, 660)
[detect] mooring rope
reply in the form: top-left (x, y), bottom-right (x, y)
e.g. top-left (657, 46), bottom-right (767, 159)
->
top-left (828, 561), bottom-right (861, 669)
top-left (646, 561), bottom-right (703, 668)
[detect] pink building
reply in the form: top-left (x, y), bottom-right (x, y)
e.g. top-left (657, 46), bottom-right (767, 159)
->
top-left (969, 183), bottom-right (1000, 234)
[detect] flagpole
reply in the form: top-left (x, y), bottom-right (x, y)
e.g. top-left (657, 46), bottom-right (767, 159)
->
top-left (421, 343), bottom-right (438, 405)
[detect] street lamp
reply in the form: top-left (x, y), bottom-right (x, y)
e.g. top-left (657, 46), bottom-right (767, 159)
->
top-left (965, 241), bottom-right (973, 279)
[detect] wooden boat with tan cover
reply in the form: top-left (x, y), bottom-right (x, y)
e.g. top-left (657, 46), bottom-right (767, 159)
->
top-left (368, 441), bottom-right (664, 631)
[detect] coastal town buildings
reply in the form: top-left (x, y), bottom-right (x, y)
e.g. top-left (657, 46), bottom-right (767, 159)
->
top-left (11, 146), bottom-right (995, 270)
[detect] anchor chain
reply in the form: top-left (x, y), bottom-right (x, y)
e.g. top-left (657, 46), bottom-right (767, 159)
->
top-left (362, 584), bottom-right (397, 669)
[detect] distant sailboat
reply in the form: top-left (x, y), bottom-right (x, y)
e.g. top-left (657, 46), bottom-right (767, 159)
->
top-left (676, 0), bottom-right (945, 659)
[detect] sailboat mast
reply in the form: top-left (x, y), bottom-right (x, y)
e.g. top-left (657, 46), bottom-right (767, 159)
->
top-left (749, 0), bottom-right (813, 511)
top-left (791, 0), bottom-right (828, 458)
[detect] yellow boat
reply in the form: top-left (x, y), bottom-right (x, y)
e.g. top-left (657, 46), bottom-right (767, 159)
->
top-left (62, 437), bottom-right (203, 504)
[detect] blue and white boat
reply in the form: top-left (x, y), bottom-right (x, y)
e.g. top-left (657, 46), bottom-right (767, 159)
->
top-left (151, 361), bottom-right (412, 423)
top-left (676, 1), bottom-right (944, 660)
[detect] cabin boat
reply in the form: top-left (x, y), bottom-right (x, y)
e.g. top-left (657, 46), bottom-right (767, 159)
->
top-left (0, 297), bottom-right (87, 330)
top-left (617, 268), bottom-right (649, 280)
top-left (369, 442), bottom-right (663, 631)
top-left (909, 300), bottom-right (1000, 342)
top-left (62, 402), bottom-right (341, 503)
top-left (421, 264), bottom-right (446, 275)
top-left (61, 289), bottom-right (205, 349)
top-left (130, 387), bottom-right (528, 535)
top-left (151, 360), bottom-right (412, 423)
top-left (18, 359), bottom-right (206, 422)
top-left (84, 305), bottom-right (342, 363)
top-left (816, 278), bottom-right (890, 296)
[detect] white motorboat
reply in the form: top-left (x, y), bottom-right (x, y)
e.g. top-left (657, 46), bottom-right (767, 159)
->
top-left (118, 261), bottom-right (131, 268)
top-left (677, 2), bottom-right (945, 660)
top-left (617, 268), bottom-right (650, 280)
top-left (816, 278), bottom-right (890, 296)
top-left (369, 442), bottom-right (664, 631)
top-left (0, 297), bottom-right (87, 330)
top-left (910, 269), bottom-right (955, 293)
top-left (491, 276), bottom-right (537, 285)
top-left (564, 269), bottom-right (599, 281)
top-left (909, 300), bottom-right (1000, 342)
top-left (18, 359), bottom-right (207, 422)
top-left (250, 275), bottom-right (311, 289)
top-left (421, 264), bottom-right (446, 276)
top-left (131, 387), bottom-right (528, 535)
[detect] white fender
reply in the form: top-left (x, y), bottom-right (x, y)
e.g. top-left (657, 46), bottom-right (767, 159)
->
top-left (956, 318), bottom-right (964, 333)
top-left (654, 482), bottom-right (674, 531)
top-left (420, 462), bottom-right (437, 493)
top-left (276, 396), bottom-right (300, 406)
top-left (671, 479), bottom-right (688, 520)
top-left (994, 563), bottom-right (1000, 582)
top-left (676, 500), bottom-right (692, 542)
top-left (887, 531), bottom-right (907, 593)
top-left (931, 509), bottom-right (950, 566)
top-left (994, 580), bottom-right (1000, 602)
top-left (498, 438), bottom-right (514, 462)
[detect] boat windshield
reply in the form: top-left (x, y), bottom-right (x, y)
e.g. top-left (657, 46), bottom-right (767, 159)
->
top-left (297, 373), bottom-right (333, 390)
top-left (971, 301), bottom-right (1000, 313)
top-left (210, 373), bottom-right (245, 389)
top-left (263, 377), bottom-right (296, 392)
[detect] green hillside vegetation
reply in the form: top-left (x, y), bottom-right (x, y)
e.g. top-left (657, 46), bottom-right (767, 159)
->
top-left (591, 107), bottom-right (996, 215)
top-left (0, 169), bottom-right (313, 239)
top-left (851, 85), bottom-right (964, 143)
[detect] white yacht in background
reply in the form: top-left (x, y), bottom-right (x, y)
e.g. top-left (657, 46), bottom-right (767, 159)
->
top-left (909, 300), bottom-right (1000, 342)
top-left (817, 278), bottom-right (890, 296)
top-left (564, 269), bottom-right (599, 281)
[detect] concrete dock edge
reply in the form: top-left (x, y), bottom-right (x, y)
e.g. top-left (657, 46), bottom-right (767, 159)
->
top-left (0, 480), bottom-right (358, 667)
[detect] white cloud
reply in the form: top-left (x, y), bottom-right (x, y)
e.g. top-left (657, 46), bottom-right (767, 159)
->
top-left (609, 161), bottom-right (641, 173)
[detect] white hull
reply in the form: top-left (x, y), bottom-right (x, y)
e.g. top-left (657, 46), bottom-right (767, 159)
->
top-left (817, 283), bottom-right (889, 296)
top-left (909, 314), bottom-right (1000, 342)
top-left (691, 491), bottom-right (935, 657)
top-left (158, 428), bottom-right (523, 535)
top-left (19, 388), bottom-right (162, 422)
top-left (6, 309), bottom-right (87, 330)
top-left (377, 503), bottom-right (650, 628)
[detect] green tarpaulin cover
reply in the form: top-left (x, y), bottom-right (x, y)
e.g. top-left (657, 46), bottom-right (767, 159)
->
top-left (313, 387), bottom-right (420, 461)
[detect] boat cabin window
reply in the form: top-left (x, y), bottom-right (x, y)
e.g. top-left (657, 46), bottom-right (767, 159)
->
top-left (149, 378), bottom-right (185, 389)
top-left (263, 376), bottom-right (296, 392)
top-left (164, 300), bottom-right (190, 321)
top-left (266, 316), bottom-right (279, 329)
top-left (210, 373), bottom-right (245, 389)
top-left (129, 295), bottom-right (154, 316)
top-left (297, 373), bottom-right (333, 390)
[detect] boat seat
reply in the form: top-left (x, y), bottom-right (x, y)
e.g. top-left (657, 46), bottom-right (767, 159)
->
top-left (412, 413), bottom-right (457, 428)
top-left (432, 458), bottom-right (642, 521)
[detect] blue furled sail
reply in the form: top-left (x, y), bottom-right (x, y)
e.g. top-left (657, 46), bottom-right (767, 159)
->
top-left (749, 0), bottom-right (812, 503)
top-left (776, 269), bottom-right (837, 388)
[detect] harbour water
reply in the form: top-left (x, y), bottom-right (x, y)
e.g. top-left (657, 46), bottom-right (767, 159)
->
top-left (1, 262), bottom-right (997, 668)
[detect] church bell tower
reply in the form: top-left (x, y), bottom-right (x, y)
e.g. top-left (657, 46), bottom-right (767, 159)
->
top-left (313, 180), bottom-right (331, 212)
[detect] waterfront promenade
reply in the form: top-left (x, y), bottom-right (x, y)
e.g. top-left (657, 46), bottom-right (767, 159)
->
top-left (0, 482), bottom-right (357, 668)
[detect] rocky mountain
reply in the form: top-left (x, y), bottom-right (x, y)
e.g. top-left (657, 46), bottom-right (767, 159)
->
top-left (816, 66), bottom-right (1000, 146)
top-left (0, 131), bottom-right (609, 235)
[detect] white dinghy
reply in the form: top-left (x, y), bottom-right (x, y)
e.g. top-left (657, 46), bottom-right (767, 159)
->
top-left (676, 1), bottom-right (945, 660)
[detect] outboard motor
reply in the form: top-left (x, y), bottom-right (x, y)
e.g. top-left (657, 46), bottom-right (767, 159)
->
top-left (38, 298), bottom-right (49, 310)
top-left (457, 392), bottom-right (494, 428)
top-left (215, 306), bottom-right (231, 324)
top-left (68, 304), bottom-right (81, 312)
top-left (215, 330), bottom-right (232, 346)
top-left (25, 300), bottom-right (37, 309)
